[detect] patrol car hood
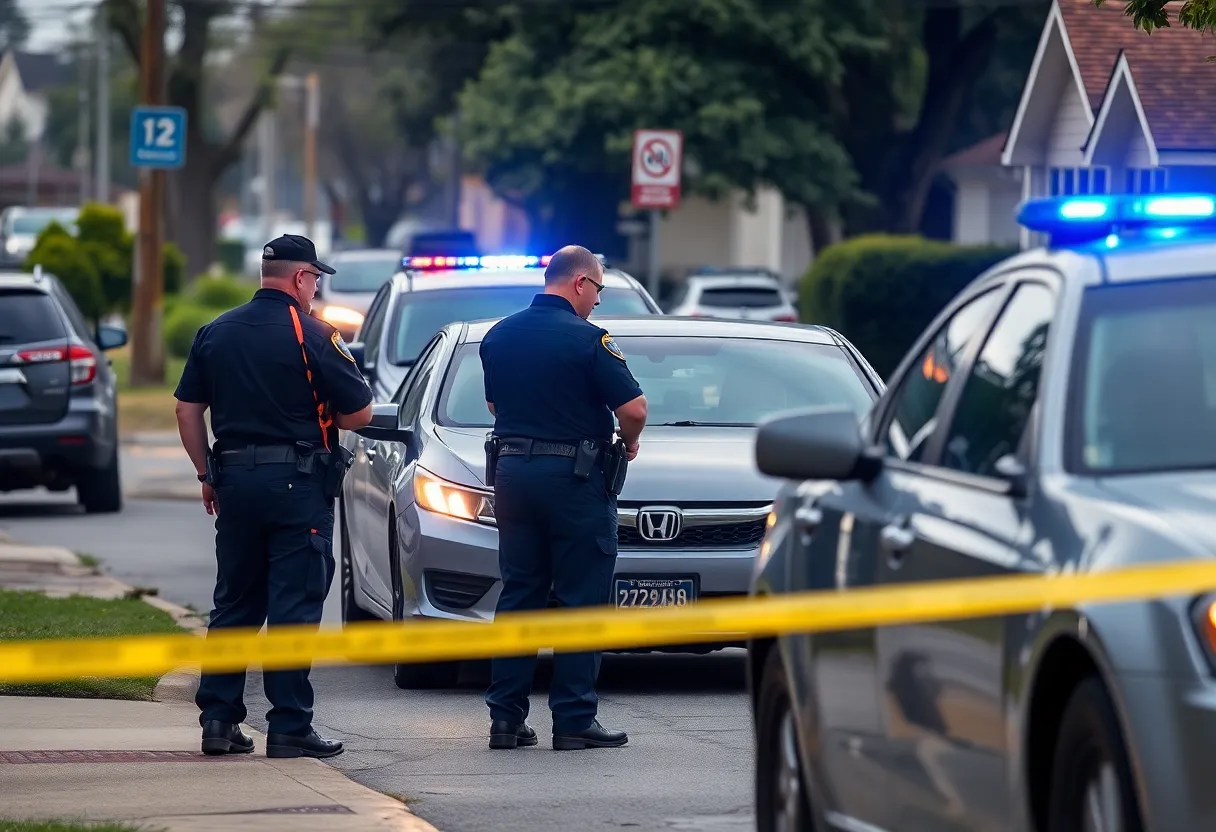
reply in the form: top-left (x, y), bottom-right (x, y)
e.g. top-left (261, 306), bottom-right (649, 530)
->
top-left (433, 425), bottom-right (781, 502)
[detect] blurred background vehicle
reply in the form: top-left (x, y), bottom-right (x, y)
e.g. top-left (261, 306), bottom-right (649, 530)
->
top-left (347, 254), bottom-right (662, 403)
top-left (0, 206), bottom-right (80, 266)
top-left (340, 315), bottom-right (883, 687)
top-left (0, 268), bottom-right (127, 513)
top-left (313, 247), bottom-right (402, 340)
top-left (665, 270), bottom-right (798, 322)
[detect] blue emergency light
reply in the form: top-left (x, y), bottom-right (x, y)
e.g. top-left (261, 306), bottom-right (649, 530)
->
top-left (401, 252), bottom-right (608, 271)
top-left (1017, 193), bottom-right (1216, 245)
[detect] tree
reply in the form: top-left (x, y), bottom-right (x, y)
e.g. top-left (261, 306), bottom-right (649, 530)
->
top-left (0, 0), bottom-right (29, 53)
top-left (1093, 0), bottom-right (1216, 32)
top-left (104, 0), bottom-right (290, 279)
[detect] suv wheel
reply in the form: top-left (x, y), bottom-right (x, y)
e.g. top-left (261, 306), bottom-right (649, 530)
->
top-left (77, 446), bottom-right (122, 514)
top-left (1047, 677), bottom-right (1144, 832)
top-left (389, 524), bottom-right (460, 690)
top-left (338, 498), bottom-right (375, 625)
top-left (755, 647), bottom-right (812, 832)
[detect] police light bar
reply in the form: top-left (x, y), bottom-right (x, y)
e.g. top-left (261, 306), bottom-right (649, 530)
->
top-left (401, 253), bottom-right (608, 271)
top-left (1017, 193), bottom-right (1216, 242)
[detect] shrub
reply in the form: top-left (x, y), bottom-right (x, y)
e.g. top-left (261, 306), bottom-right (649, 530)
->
top-left (216, 239), bottom-right (244, 274)
top-left (163, 243), bottom-right (185, 295)
top-left (164, 302), bottom-right (220, 359)
top-left (800, 235), bottom-right (1017, 379)
top-left (183, 273), bottom-right (256, 310)
top-left (24, 235), bottom-right (104, 323)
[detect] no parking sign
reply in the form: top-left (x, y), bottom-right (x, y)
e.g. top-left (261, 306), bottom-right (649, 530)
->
top-left (631, 129), bottom-right (683, 209)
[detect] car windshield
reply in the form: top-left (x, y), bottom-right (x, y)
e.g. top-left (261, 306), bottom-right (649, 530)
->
top-left (1071, 275), bottom-right (1216, 473)
top-left (387, 283), bottom-right (653, 365)
top-left (437, 336), bottom-right (875, 428)
top-left (328, 255), bottom-right (400, 293)
top-left (9, 211), bottom-right (77, 236)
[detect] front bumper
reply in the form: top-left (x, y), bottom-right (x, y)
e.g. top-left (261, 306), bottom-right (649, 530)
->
top-left (0, 406), bottom-right (112, 491)
top-left (399, 505), bottom-right (757, 651)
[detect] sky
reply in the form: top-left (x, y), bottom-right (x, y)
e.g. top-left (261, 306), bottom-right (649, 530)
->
top-left (20, 0), bottom-right (100, 52)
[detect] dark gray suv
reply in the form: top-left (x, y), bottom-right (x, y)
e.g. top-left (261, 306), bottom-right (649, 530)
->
top-left (0, 269), bottom-right (128, 512)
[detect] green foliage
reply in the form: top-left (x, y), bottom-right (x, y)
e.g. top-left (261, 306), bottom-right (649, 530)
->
top-left (1093, 0), bottom-right (1216, 34)
top-left (76, 203), bottom-right (134, 313)
top-left (164, 302), bottom-right (221, 359)
top-left (24, 235), bottom-right (104, 323)
top-left (801, 235), bottom-right (1016, 378)
top-left (183, 274), bottom-right (256, 309)
top-left (216, 238), bottom-right (244, 274)
top-left (163, 243), bottom-right (186, 295)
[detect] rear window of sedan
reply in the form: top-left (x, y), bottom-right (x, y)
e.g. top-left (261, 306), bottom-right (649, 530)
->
top-left (698, 287), bottom-right (785, 308)
top-left (437, 335), bottom-right (875, 428)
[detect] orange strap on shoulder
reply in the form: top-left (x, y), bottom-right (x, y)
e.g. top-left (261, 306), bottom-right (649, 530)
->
top-left (289, 306), bottom-right (332, 451)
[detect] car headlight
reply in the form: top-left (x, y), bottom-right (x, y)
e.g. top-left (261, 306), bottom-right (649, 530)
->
top-left (5, 238), bottom-right (20, 254)
top-left (320, 305), bottom-right (365, 328)
top-left (1190, 594), bottom-right (1216, 673)
top-left (754, 510), bottom-right (778, 571)
top-left (414, 468), bottom-right (495, 525)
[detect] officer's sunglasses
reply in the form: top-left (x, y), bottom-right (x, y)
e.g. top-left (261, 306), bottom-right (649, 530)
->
top-left (298, 268), bottom-right (323, 286)
top-left (580, 274), bottom-right (603, 294)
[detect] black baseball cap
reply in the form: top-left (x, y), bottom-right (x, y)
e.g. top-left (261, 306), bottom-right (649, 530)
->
top-left (262, 234), bottom-right (335, 275)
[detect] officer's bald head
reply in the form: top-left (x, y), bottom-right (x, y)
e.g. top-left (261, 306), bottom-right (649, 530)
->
top-left (544, 246), bottom-right (602, 287)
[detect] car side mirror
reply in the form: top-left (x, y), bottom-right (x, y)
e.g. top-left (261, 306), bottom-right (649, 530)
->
top-left (354, 402), bottom-right (412, 444)
top-left (96, 324), bottom-right (128, 351)
top-left (755, 406), bottom-right (882, 482)
top-left (993, 455), bottom-right (1029, 498)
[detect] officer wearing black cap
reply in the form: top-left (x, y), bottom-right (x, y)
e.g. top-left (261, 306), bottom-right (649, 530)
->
top-left (480, 244), bottom-right (648, 750)
top-left (173, 234), bottom-right (373, 759)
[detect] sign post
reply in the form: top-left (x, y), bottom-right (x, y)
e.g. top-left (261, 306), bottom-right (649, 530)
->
top-left (631, 129), bottom-right (683, 300)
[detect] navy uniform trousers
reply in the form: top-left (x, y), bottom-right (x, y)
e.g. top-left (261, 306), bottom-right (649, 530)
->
top-left (195, 459), bottom-right (335, 736)
top-left (485, 454), bottom-right (618, 734)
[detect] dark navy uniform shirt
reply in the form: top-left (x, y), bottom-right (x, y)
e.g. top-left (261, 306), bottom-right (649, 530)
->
top-left (480, 294), bottom-right (643, 445)
top-left (174, 289), bottom-right (373, 452)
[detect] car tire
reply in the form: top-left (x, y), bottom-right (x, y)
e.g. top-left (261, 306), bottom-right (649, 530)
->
top-left (339, 498), bottom-right (376, 625)
top-left (77, 446), bottom-right (122, 514)
top-left (755, 646), bottom-right (814, 832)
top-left (388, 522), bottom-right (461, 690)
top-left (1046, 677), bottom-right (1145, 832)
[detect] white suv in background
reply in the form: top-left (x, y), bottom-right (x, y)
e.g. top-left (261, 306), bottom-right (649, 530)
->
top-left (665, 271), bottom-right (798, 322)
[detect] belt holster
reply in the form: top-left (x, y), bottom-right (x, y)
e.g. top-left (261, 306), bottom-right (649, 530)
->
top-left (319, 445), bottom-right (354, 502)
top-left (295, 441), bottom-right (317, 475)
top-left (572, 438), bottom-right (599, 481)
top-left (484, 433), bottom-right (500, 488)
top-left (605, 439), bottom-right (629, 496)
top-left (204, 446), bottom-right (220, 487)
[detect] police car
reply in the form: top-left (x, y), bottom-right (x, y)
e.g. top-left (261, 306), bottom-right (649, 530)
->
top-left (345, 253), bottom-right (661, 403)
top-left (747, 193), bottom-right (1216, 832)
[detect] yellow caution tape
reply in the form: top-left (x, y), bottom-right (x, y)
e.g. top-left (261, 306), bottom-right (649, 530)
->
top-left (2, 559), bottom-right (1216, 684)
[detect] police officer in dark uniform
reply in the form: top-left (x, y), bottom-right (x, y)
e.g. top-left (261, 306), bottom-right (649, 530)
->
top-left (480, 245), bottom-right (648, 750)
top-left (173, 234), bottom-right (373, 759)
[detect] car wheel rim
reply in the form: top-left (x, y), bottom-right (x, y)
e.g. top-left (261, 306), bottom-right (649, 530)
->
top-left (775, 706), bottom-right (802, 832)
top-left (1082, 762), bottom-right (1121, 832)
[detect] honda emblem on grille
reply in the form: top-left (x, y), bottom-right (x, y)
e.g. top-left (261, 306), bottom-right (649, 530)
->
top-left (637, 507), bottom-right (683, 542)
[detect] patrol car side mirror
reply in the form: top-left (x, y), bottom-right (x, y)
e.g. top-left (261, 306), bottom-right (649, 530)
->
top-left (755, 406), bottom-right (881, 483)
top-left (354, 402), bottom-right (412, 444)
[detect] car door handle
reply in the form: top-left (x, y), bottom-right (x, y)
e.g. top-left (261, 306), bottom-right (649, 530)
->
top-left (879, 522), bottom-right (915, 556)
top-left (365, 444), bottom-right (377, 458)
top-left (795, 504), bottom-right (823, 533)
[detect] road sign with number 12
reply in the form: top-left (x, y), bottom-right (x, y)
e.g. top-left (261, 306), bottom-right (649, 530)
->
top-left (129, 106), bottom-right (187, 169)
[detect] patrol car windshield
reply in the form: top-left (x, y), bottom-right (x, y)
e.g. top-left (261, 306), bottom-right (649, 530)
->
top-left (437, 336), bottom-right (875, 428)
top-left (1070, 275), bottom-right (1216, 474)
top-left (328, 255), bottom-right (400, 293)
top-left (387, 284), bottom-right (654, 365)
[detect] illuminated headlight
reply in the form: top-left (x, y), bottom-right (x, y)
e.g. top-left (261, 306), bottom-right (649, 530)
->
top-left (754, 510), bottom-right (778, 571)
top-left (1190, 595), bottom-right (1216, 673)
top-left (320, 305), bottom-right (365, 328)
top-left (5, 238), bottom-right (20, 254)
top-left (414, 468), bottom-right (495, 525)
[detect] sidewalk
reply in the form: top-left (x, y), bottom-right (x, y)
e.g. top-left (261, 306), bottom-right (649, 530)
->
top-left (122, 431), bottom-right (202, 501)
top-left (0, 534), bottom-right (438, 832)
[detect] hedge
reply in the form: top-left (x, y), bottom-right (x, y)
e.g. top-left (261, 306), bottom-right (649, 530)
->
top-left (183, 274), bottom-right (256, 309)
top-left (800, 235), bottom-right (1017, 379)
top-left (164, 302), bottom-right (221, 359)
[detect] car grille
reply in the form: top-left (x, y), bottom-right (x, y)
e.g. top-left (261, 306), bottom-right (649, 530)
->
top-left (618, 519), bottom-right (767, 549)
top-left (424, 569), bottom-right (496, 611)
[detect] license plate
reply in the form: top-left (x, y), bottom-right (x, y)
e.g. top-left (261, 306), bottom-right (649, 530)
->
top-left (615, 577), bottom-right (696, 608)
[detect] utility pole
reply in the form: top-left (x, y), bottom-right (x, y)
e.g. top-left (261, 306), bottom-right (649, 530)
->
top-left (129, 0), bottom-right (166, 388)
top-left (75, 42), bottom-right (90, 203)
top-left (95, 11), bottom-right (111, 204)
top-left (304, 72), bottom-right (318, 240)
top-left (259, 110), bottom-right (276, 244)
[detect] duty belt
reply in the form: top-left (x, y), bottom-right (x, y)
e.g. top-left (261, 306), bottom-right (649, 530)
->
top-left (497, 439), bottom-right (578, 458)
top-left (217, 445), bottom-right (302, 467)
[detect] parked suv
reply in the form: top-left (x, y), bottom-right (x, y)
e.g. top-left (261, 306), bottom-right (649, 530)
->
top-left (665, 270), bottom-right (797, 322)
top-left (0, 269), bottom-right (128, 512)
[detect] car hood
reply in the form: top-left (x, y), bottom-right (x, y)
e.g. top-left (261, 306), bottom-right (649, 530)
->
top-left (1094, 471), bottom-right (1216, 555)
top-left (433, 425), bottom-right (781, 502)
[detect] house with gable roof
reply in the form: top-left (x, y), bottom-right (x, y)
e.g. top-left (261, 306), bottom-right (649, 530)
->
top-left (942, 0), bottom-right (1216, 249)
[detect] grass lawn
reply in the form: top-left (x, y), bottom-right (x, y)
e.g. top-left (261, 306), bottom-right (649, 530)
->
top-left (0, 822), bottom-right (155, 832)
top-left (0, 590), bottom-right (184, 701)
top-left (108, 347), bottom-right (186, 435)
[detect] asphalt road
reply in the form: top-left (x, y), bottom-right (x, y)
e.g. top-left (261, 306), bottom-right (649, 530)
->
top-left (0, 447), bottom-right (755, 832)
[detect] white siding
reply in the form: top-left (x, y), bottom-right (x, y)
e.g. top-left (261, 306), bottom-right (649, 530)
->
top-left (953, 177), bottom-right (992, 244)
top-left (657, 195), bottom-right (733, 274)
top-left (1125, 128), bottom-right (1155, 169)
top-left (780, 204), bottom-right (812, 285)
top-left (1045, 79), bottom-right (1092, 167)
top-left (988, 183), bottom-right (1023, 246)
top-left (730, 187), bottom-right (783, 273)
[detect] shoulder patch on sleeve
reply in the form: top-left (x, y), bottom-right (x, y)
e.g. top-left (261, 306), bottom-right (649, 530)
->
top-left (601, 332), bottom-right (625, 361)
top-left (331, 330), bottom-right (356, 363)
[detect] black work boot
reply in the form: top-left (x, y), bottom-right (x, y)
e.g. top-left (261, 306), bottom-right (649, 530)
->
top-left (265, 729), bottom-right (344, 759)
top-left (552, 720), bottom-right (628, 750)
top-left (489, 720), bottom-right (538, 749)
top-left (201, 720), bottom-right (255, 756)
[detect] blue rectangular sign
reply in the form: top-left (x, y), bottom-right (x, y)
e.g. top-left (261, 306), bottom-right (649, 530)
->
top-left (129, 106), bottom-right (187, 169)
